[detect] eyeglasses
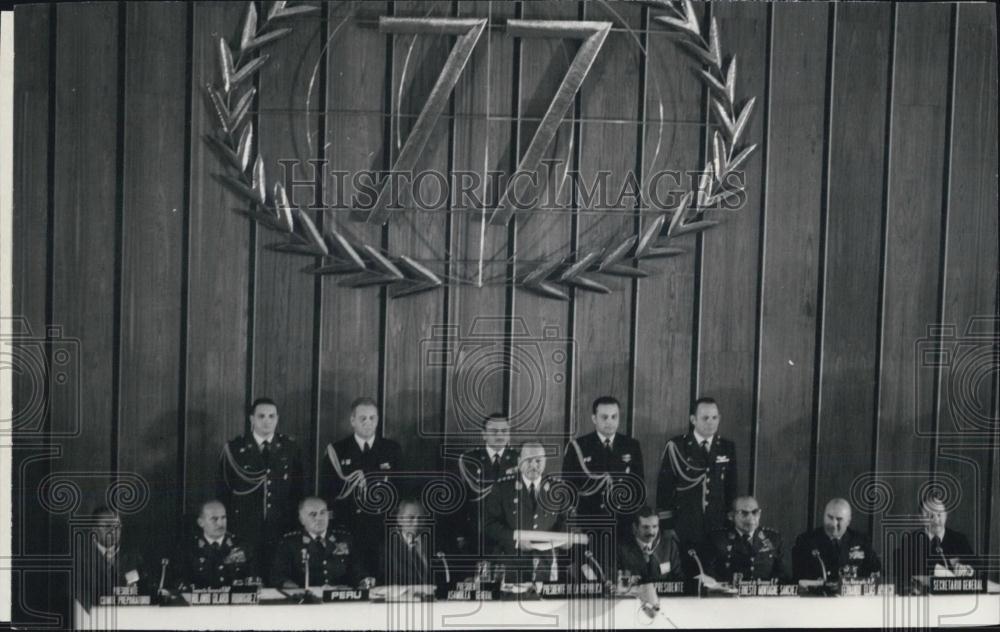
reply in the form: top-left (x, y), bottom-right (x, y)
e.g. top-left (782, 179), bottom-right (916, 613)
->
top-left (734, 508), bottom-right (761, 517)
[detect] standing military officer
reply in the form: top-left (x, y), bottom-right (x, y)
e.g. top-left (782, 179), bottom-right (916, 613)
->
top-left (485, 442), bottom-right (571, 582)
top-left (270, 497), bottom-right (373, 589)
top-left (792, 498), bottom-right (881, 582)
top-left (173, 500), bottom-right (256, 589)
top-left (452, 413), bottom-right (520, 553)
top-left (217, 397), bottom-right (305, 574)
top-left (656, 396), bottom-right (737, 576)
top-left (319, 397), bottom-right (402, 574)
top-left (561, 396), bottom-right (645, 519)
top-left (708, 496), bottom-right (786, 583)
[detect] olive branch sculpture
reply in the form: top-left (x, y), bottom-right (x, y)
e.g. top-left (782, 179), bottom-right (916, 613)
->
top-left (204, 0), bottom-right (756, 300)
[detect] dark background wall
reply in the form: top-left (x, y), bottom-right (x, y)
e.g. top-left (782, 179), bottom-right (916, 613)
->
top-left (9, 2), bottom-right (998, 626)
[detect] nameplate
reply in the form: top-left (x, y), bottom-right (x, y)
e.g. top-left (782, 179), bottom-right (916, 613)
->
top-left (539, 583), bottom-right (604, 597)
top-left (733, 582), bottom-right (798, 597)
top-left (839, 581), bottom-right (894, 597)
top-left (99, 594), bottom-right (151, 606)
top-left (187, 588), bottom-right (259, 605)
top-left (322, 589), bottom-right (369, 602)
top-left (446, 590), bottom-right (496, 601)
top-left (653, 581), bottom-right (685, 595)
top-left (931, 578), bottom-right (984, 594)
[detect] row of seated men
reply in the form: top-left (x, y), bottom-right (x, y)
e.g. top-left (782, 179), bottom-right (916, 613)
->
top-left (78, 474), bottom-right (978, 608)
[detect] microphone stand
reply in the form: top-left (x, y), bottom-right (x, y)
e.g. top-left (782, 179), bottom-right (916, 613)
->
top-left (156, 558), bottom-right (187, 606)
top-left (811, 549), bottom-right (837, 596)
top-left (298, 549), bottom-right (321, 604)
top-left (584, 551), bottom-right (612, 596)
top-left (688, 549), bottom-right (707, 597)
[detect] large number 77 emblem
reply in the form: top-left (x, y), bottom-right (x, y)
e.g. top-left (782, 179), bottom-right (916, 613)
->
top-left (363, 17), bottom-right (612, 226)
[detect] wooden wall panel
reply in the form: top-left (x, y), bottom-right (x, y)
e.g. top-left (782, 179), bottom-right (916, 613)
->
top-left (509, 1), bottom-right (577, 452)
top-left (753, 4), bottom-right (828, 543)
top-left (117, 2), bottom-right (187, 549)
top-left (814, 3), bottom-right (891, 535)
top-left (695, 2), bottom-right (769, 500)
top-left (875, 3), bottom-right (951, 537)
top-left (444, 1), bottom-right (516, 449)
top-left (572, 2), bottom-right (640, 442)
top-left (317, 2), bottom-right (387, 484)
top-left (11, 4), bottom-right (57, 626)
top-left (934, 3), bottom-right (998, 556)
top-left (253, 11), bottom-right (321, 488)
top-left (632, 5), bottom-right (702, 500)
top-left (383, 0), bottom-right (452, 471)
top-left (50, 1), bottom-right (119, 518)
top-left (184, 2), bottom-right (251, 513)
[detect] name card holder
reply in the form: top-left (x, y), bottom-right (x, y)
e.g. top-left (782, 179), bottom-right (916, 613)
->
top-left (929, 577), bottom-right (985, 594)
top-left (322, 589), bottom-right (369, 602)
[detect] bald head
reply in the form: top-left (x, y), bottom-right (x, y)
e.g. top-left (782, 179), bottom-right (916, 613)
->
top-left (197, 500), bottom-right (227, 539)
top-left (921, 496), bottom-right (948, 535)
top-left (823, 498), bottom-right (852, 538)
top-left (518, 442), bottom-right (546, 481)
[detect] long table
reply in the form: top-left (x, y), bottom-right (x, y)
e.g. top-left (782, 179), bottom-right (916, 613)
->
top-left (76, 592), bottom-right (1000, 630)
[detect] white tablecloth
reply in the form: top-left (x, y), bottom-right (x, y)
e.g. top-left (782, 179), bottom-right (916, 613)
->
top-left (76, 593), bottom-right (1000, 630)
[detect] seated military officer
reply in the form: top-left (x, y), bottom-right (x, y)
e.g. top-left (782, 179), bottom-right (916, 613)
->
top-left (792, 498), bottom-right (881, 583)
top-left (893, 496), bottom-right (977, 590)
top-left (616, 506), bottom-right (683, 584)
top-left (173, 500), bottom-right (256, 590)
top-left (270, 496), bottom-right (374, 589)
top-left (708, 496), bottom-right (786, 582)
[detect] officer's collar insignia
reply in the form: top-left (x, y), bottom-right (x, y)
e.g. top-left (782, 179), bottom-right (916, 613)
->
top-left (225, 537), bottom-right (233, 547)
top-left (515, 481), bottom-right (522, 491)
top-left (333, 542), bottom-right (349, 555)
top-left (302, 535), bottom-right (311, 544)
top-left (505, 466), bottom-right (516, 475)
top-left (584, 456), bottom-right (592, 463)
top-left (380, 462), bottom-right (391, 470)
top-left (198, 539), bottom-right (205, 548)
top-left (543, 482), bottom-right (551, 492)
top-left (727, 533), bottom-right (735, 541)
top-left (238, 447), bottom-right (246, 453)
top-left (342, 458), bottom-right (351, 465)
top-left (622, 454), bottom-right (632, 462)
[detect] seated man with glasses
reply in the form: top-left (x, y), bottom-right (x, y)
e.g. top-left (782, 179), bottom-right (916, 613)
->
top-left (708, 496), bottom-right (787, 582)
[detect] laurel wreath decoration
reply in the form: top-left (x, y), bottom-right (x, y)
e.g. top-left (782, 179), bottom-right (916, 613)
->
top-left (204, 0), bottom-right (756, 300)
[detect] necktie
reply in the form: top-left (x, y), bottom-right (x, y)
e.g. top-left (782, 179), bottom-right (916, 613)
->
top-left (210, 541), bottom-right (221, 551)
top-left (743, 533), bottom-right (752, 548)
top-left (363, 442), bottom-right (371, 454)
top-left (931, 535), bottom-right (941, 550)
top-left (604, 438), bottom-right (612, 453)
top-left (701, 440), bottom-right (710, 457)
top-left (492, 454), bottom-right (501, 479)
top-left (261, 440), bottom-right (270, 458)
top-left (527, 483), bottom-right (537, 515)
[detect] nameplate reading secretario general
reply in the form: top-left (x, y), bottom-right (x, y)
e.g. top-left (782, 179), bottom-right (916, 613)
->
top-left (930, 578), bottom-right (985, 594)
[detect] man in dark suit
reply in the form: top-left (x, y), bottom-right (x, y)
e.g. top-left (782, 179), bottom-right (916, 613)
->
top-left (318, 397), bottom-right (402, 575)
top-left (792, 498), bottom-right (881, 582)
top-left (561, 396), bottom-right (645, 519)
top-left (270, 496), bottom-right (373, 589)
top-left (892, 496), bottom-right (977, 591)
top-left (656, 396), bottom-right (737, 577)
top-left (451, 413), bottom-right (520, 554)
top-left (172, 500), bottom-right (256, 590)
top-left (485, 442), bottom-right (574, 583)
top-left (376, 499), bottom-right (439, 586)
top-left (74, 507), bottom-right (150, 612)
top-left (616, 506), bottom-right (683, 585)
top-left (217, 397), bottom-right (305, 572)
top-left (708, 496), bottom-right (786, 583)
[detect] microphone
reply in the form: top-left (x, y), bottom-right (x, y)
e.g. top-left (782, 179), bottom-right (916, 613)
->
top-left (811, 549), bottom-right (829, 583)
top-left (584, 550), bottom-right (608, 587)
top-left (158, 558), bottom-right (169, 593)
top-left (688, 548), bottom-right (707, 578)
top-left (301, 549), bottom-right (310, 590)
top-left (435, 552), bottom-right (451, 583)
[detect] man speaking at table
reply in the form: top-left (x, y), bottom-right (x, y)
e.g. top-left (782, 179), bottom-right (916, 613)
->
top-left (792, 498), bottom-right (881, 583)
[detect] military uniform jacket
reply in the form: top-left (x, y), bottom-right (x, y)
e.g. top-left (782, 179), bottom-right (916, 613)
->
top-left (656, 432), bottom-right (737, 544)
top-left (792, 527), bottom-right (881, 582)
top-left (561, 432), bottom-right (645, 517)
top-left (617, 532), bottom-right (683, 582)
top-left (271, 528), bottom-right (364, 588)
top-left (319, 435), bottom-right (402, 525)
top-left (709, 526), bottom-right (786, 582)
top-left (484, 475), bottom-right (566, 557)
top-left (892, 528), bottom-right (977, 582)
top-left (452, 446), bottom-right (520, 541)
top-left (217, 432), bottom-right (305, 547)
top-left (174, 532), bottom-right (256, 589)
